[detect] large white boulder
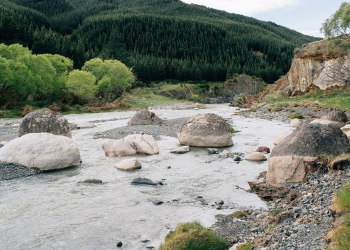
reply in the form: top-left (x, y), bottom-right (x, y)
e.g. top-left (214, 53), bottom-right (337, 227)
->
top-left (177, 113), bottom-right (233, 147)
top-left (102, 134), bottom-right (159, 157)
top-left (0, 133), bottom-right (81, 171)
top-left (114, 158), bottom-right (142, 171)
top-left (102, 139), bottom-right (137, 157)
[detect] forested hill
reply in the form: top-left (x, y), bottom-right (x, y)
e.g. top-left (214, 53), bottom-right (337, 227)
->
top-left (0, 0), bottom-right (321, 83)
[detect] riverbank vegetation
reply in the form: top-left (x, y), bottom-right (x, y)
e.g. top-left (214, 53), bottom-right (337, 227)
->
top-left (327, 181), bottom-right (350, 249)
top-left (158, 222), bottom-right (229, 250)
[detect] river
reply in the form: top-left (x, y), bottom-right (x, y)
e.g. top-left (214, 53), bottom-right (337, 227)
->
top-left (0, 104), bottom-right (293, 249)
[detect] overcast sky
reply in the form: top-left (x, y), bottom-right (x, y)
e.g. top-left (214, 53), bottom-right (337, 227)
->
top-left (181, 0), bottom-right (345, 38)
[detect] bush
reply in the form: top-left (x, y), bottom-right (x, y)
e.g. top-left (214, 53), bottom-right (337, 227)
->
top-left (234, 93), bottom-right (246, 106)
top-left (189, 94), bottom-right (201, 103)
top-left (20, 105), bottom-right (33, 117)
top-left (49, 102), bottom-right (61, 112)
top-left (159, 222), bottom-right (229, 250)
top-left (289, 114), bottom-right (304, 119)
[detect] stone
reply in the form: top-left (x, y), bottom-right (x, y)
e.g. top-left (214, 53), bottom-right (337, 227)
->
top-left (17, 109), bottom-right (72, 138)
top-left (290, 119), bottom-right (302, 127)
top-left (131, 177), bottom-right (161, 186)
top-left (274, 131), bottom-right (293, 145)
top-left (102, 134), bottom-right (159, 157)
top-left (124, 134), bottom-right (159, 155)
top-left (177, 113), bottom-right (233, 147)
top-left (256, 146), bottom-right (270, 154)
top-left (114, 158), bottom-right (142, 171)
top-left (128, 108), bottom-right (163, 126)
top-left (322, 110), bottom-right (347, 127)
top-left (215, 199), bottom-right (224, 205)
top-left (245, 152), bottom-right (267, 161)
top-left (267, 123), bottom-right (350, 184)
top-left (102, 139), bottom-right (137, 157)
top-left (83, 179), bottom-right (102, 184)
top-left (170, 146), bottom-right (190, 154)
top-left (310, 119), bottom-right (345, 128)
top-left (233, 155), bottom-right (242, 161)
top-left (219, 150), bottom-right (231, 157)
top-left (74, 121), bottom-right (96, 129)
top-left (117, 242), bottom-right (123, 247)
top-left (0, 133), bottom-right (81, 171)
top-left (207, 148), bottom-right (220, 154)
top-left (341, 124), bottom-right (350, 133)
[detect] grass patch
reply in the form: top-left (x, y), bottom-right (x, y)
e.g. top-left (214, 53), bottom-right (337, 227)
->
top-left (230, 210), bottom-right (250, 219)
top-left (327, 182), bottom-right (350, 250)
top-left (229, 125), bottom-right (240, 133)
top-left (289, 114), bottom-right (304, 119)
top-left (159, 222), bottom-right (229, 250)
top-left (124, 88), bottom-right (180, 109)
top-left (236, 242), bottom-right (252, 250)
top-left (268, 225), bottom-right (276, 231)
top-left (262, 86), bottom-right (350, 111)
top-left (270, 208), bottom-right (282, 217)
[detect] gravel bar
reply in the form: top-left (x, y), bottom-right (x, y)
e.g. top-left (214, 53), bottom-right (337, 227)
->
top-left (93, 117), bottom-right (189, 140)
top-left (211, 168), bottom-right (350, 249)
top-left (0, 162), bottom-right (40, 181)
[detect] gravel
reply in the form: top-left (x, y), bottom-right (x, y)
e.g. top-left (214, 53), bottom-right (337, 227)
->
top-left (211, 168), bottom-right (350, 249)
top-left (0, 161), bottom-right (40, 181)
top-left (93, 117), bottom-right (189, 140)
top-left (0, 125), bottom-right (18, 142)
top-left (238, 106), bottom-right (350, 124)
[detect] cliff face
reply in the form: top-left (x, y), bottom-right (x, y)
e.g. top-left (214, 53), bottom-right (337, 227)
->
top-left (262, 39), bottom-right (350, 97)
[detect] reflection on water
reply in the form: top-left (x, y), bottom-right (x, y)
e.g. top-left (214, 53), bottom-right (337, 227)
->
top-left (0, 104), bottom-right (293, 249)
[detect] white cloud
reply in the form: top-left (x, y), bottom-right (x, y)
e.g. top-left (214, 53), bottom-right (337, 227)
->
top-left (181, 0), bottom-right (301, 16)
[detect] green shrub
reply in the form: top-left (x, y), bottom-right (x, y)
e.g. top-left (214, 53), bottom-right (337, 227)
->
top-left (189, 94), bottom-right (201, 103)
top-left (159, 222), bottom-right (229, 250)
top-left (270, 105), bottom-right (282, 112)
top-left (236, 242), bottom-right (252, 250)
top-left (289, 114), bottom-right (304, 119)
top-left (234, 93), bottom-right (246, 106)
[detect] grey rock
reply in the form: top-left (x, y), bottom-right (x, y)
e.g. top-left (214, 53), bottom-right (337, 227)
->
top-left (207, 148), bottom-right (220, 154)
top-left (271, 123), bottom-right (350, 158)
top-left (128, 108), bottom-right (163, 126)
top-left (131, 177), bottom-right (161, 186)
top-left (17, 109), bottom-right (72, 138)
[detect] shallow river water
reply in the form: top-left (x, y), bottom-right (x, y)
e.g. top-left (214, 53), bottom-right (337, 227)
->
top-left (0, 104), bottom-right (293, 250)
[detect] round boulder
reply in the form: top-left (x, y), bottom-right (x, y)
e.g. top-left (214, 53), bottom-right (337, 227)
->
top-left (177, 113), bottom-right (233, 147)
top-left (245, 152), bottom-right (267, 161)
top-left (114, 158), bottom-right (142, 171)
top-left (0, 133), bottom-right (81, 171)
top-left (290, 119), bottom-right (302, 128)
top-left (128, 108), bottom-right (163, 126)
top-left (322, 109), bottom-right (347, 127)
top-left (267, 123), bottom-right (350, 184)
top-left (17, 109), bottom-right (72, 138)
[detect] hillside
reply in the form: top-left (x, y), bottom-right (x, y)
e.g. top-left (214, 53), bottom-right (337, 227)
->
top-left (0, 0), bottom-right (321, 83)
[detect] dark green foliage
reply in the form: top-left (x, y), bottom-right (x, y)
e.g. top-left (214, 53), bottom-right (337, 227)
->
top-left (0, 0), bottom-right (321, 83)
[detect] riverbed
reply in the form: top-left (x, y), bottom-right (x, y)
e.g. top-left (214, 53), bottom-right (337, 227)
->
top-left (0, 104), bottom-right (293, 250)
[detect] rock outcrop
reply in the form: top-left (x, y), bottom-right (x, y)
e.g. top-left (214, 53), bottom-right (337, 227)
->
top-left (260, 39), bottom-right (350, 98)
top-left (102, 134), bottom-right (159, 157)
top-left (267, 123), bottom-right (350, 184)
top-left (17, 109), bottom-right (72, 138)
top-left (178, 113), bottom-right (233, 147)
top-left (128, 108), bottom-right (163, 126)
top-left (245, 152), bottom-right (267, 161)
top-left (0, 133), bottom-right (81, 171)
